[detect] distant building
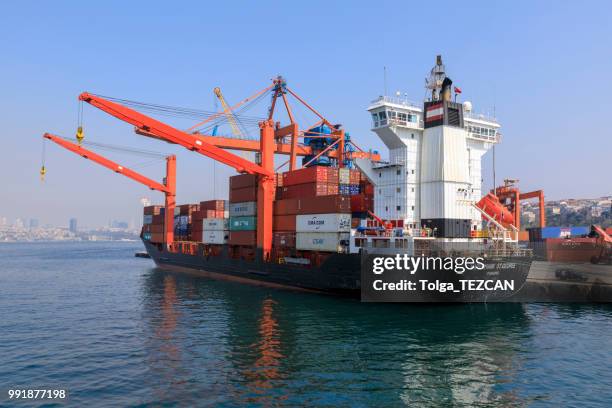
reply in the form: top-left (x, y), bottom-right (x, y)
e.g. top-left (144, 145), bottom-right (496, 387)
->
top-left (29, 219), bottom-right (39, 229)
top-left (69, 218), bottom-right (78, 233)
top-left (14, 218), bottom-right (24, 229)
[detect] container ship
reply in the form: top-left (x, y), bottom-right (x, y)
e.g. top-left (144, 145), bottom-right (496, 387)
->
top-left (43, 56), bottom-right (611, 301)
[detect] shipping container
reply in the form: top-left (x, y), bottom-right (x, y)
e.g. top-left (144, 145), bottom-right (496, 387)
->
top-left (349, 169), bottom-right (361, 184)
top-left (143, 215), bottom-right (153, 225)
top-left (338, 168), bottom-right (350, 184)
top-left (350, 195), bottom-right (374, 212)
top-left (230, 174), bottom-right (258, 189)
top-left (229, 216), bottom-right (257, 231)
top-left (201, 218), bottom-right (229, 231)
top-left (230, 186), bottom-right (258, 203)
top-left (144, 205), bottom-right (164, 216)
top-left (152, 214), bottom-right (165, 224)
top-left (273, 215), bottom-right (296, 231)
top-left (228, 231), bottom-right (257, 246)
top-left (528, 226), bottom-right (588, 241)
top-left (229, 201), bottom-right (257, 217)
top-left (202, 230), bottom-right (229, 244)
top-left (150, 232), bottom-right (164, 243)
top-left (150, 224), bottom-right (164, 233)
top-left (200, 199), bottom-right (225, 211)
top-left (274, 195), bottom-right (351, 215)
top-left (296, 213), bottom-right (351, 233)
top-left (327, 183), bottom-right (339, 196)
top-left (280, 182), bottom-right (328, 199)
top-left (296, 232), bottom-right (350, 252)
top-left (273, 231), bottom-right (296, 248)
top-left (282, 166), bottom-right (329, 186)
top-left (179, 204), bottom-right (200, 215)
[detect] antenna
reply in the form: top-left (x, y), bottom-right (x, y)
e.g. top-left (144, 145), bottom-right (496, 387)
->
top-left (383, 66), bottom-right (388, 97)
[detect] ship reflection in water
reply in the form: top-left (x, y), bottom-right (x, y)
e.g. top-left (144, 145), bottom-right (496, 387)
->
top-left (140, 268), bottom-right (612, 407)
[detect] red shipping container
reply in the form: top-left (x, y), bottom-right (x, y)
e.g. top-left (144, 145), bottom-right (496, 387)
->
top-left (191, 230), bottom-right (203, 242)
top-left (229, 231), bottom-right (257, 246)
top-left (274, 195), bottom-right (351, 215)
top-left (230, 174), bottom-right (258, 189)
top-left (144, 205), bottom-right (163, 215)
top-left (326, 183), bottom-right (339, 196)
top-left (152, 214), bottom-right (165, 224)
top-left (273, 231), bottom-right (296, 248)
top-left (327, 168), bottom-right (339, 183)
top-left (150, 232), bottom-right (164, 243)
top-left (282, 166), bottom-right (329, 186)
top-left (349, 169), bottom-right (361, 184)
top-left (200, 200), bottom-right (225, 211)
top-left (363, 184), bottom-right (374, 195)
top-left (151, 224), bottom-right (164, 233)
top-left (230, 186), bottom-right (258, 203)
top-left (350, 195), bottom-right (374, 212)
top-left (280, 182), bottom-right (328, 199)
top-left (179, 204), bottom-right (200, 215)
top-left (274, 173), bottom-right (283, 188)
top-left (273, 215), bottom-right (296, 231)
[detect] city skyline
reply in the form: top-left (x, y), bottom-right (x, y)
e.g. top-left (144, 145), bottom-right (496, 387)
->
top-left (2, 1), bottom-right (611, 226)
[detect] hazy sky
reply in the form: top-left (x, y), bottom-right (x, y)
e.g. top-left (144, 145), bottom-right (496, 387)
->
top-left (2, 1), bottom-right (610, 228)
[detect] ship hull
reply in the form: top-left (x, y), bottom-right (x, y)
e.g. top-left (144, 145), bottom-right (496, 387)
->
top-left (143, 241), bottom-right (612, 302)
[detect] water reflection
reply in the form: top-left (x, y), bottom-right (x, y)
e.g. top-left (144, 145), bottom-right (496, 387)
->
top-left (140, 269), bottom-right (539, 406)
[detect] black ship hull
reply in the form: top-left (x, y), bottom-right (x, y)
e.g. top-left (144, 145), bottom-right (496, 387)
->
top-left (143, 240), bottom-right (535, 301)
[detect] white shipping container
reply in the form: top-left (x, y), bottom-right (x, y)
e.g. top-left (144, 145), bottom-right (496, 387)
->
top-left (229, 201), bottom-right (257, 217)
top-left (202, 230), bottom-right (228, 244)
top-left (143, 215), bottom-right (153, 225)
top-left (202, 218), bottom-right (229, 231)
top-left (338, 168), bottom-right (350, 184)
top-left (296, 232), bottom-right (350, 252)
top-left (173, 207), bottom-right (180, 216)
top-left (296, 213), bottom-right (351, 233)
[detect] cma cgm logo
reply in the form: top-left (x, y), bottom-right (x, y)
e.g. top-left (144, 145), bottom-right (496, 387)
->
top-left (307, 220), bottom-right (325, 225)
top-left (312, 238), bottom-right (324, 244)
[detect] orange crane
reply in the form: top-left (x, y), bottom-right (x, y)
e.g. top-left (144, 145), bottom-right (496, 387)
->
top-left (75, 79), bottom-right (381, 260)
top-left (43, 133), bottom-right (176, 245)
top-left (493, 179), bottom-right (545, 230)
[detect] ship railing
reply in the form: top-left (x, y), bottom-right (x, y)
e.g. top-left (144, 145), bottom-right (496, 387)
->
top-left (370, 95), bottom-right (421, 108)
top-left (466, 131), bottom-right (502, 143)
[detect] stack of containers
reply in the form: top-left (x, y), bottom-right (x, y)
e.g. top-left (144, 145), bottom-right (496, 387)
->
top-left (350, 176), bottom-right (374, 228)
top-left (142, 205), bottom-right (165, 243)
top-left (174, 204), bottom-right (198, 241)
top-left (338, 168), bottom-right (361, 196)
top-left (279, 166), bottom-right (338, 199)
top-left (200, 217), bottom-right (229, 244)
top-left (191, 200), bottom-right (228, 242)
top-left (275, 166), bottom-right (351, 253)
top-left (228, 174), bottom-right (258, 246)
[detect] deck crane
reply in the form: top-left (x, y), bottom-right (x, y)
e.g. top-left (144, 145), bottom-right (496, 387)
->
top-left (75, 79), bottom-right (382, 260)
top-left (42, 133), bottom-right (176, 245)
top-left (213, 87), bottom-right (243, 139)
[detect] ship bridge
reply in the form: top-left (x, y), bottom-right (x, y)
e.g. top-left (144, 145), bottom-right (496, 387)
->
top-left (363, 82), bottom-right (501, 232)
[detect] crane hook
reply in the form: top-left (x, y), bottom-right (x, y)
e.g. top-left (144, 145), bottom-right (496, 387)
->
top-left (76, 126), bottom-right (84, 144)
top-left (40, 165), bottom-right (47, 181)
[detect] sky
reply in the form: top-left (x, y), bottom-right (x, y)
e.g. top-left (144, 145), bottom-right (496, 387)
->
top-left (1, 1), bottom-right (610, 228)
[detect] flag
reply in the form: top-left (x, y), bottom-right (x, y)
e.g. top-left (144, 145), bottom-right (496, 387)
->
top-left (454, 86), bottom-right (462, 94)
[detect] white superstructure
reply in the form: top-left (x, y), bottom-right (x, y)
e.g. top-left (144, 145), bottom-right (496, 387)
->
top-left (361, 56), bottom-right (500, 235)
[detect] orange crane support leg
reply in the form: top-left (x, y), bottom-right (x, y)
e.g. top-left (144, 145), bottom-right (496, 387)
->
top-left (257, 120), bottom-right (275, 260)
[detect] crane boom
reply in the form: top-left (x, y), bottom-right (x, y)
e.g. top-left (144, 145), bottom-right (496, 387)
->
top-left (78, 92), bottom-right (272, 177)
top-left (214, 87), bottom-right (242, 138)
top-left (43, 133), bottom-right (176, 244)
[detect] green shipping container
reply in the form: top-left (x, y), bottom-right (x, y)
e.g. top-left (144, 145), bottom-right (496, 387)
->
top-left (229, 216), bottom-right (257, 231)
